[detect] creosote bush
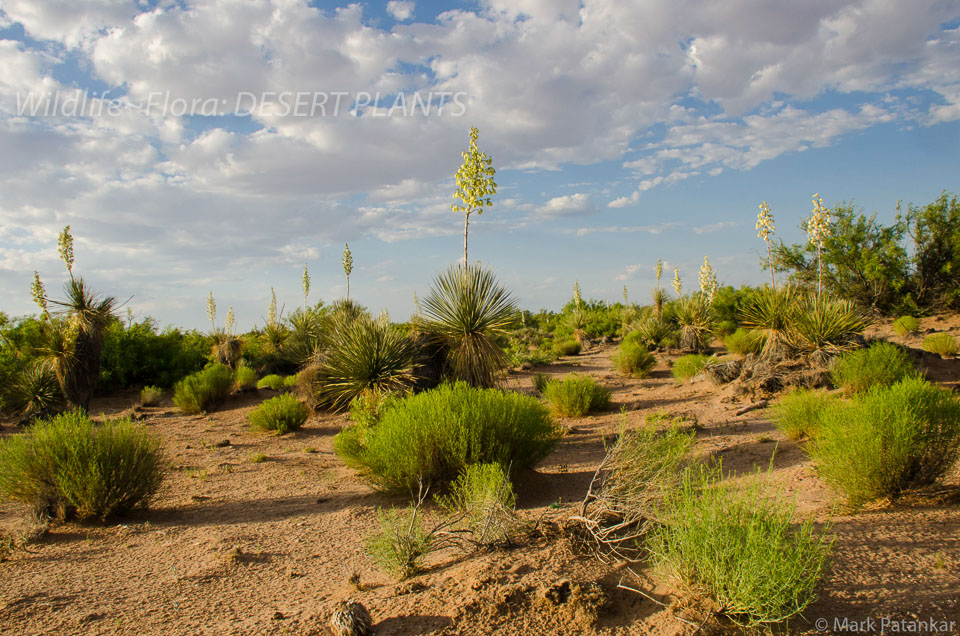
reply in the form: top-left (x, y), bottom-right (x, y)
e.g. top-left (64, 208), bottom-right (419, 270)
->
top-left (349, 389), bottom-right (399, 428)
top-left (769, 389), bottom-right (833, 440)
top-left (542, 374), bottom-right (611, 417)
top-left (248, 393), bottom-right (309, 435)
top-left (172, 364), bottom-right (234, 414)
top-left (892, 315), bottom-right (920, 337)
top-left (554, 340), bottom-right (582, 356)
top-left (922, 332), bottom-right (959, 358)
top-left (830, 341), bottom-right (916, 394)
top-left (0, 410), bottom-right (165, 522)
top-left (809, 377), bottom-right (960, 507)
top-left (334, 382), bottom-right (561, 493)
top-left (648, 464), bottom-right (833, 628)
top-left (232, 366), bottom-right (258, 392)
top-left (256, 374), bottom-right (285, 391)
top-left (139, 385), bottom-right (164, 406)
top-left (671, 354), bottom-right (709, 382)
top-left (613, 334), bottom-right (656, 378)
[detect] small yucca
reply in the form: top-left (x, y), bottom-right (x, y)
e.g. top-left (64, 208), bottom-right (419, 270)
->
top-left (786, 297), bottom-right (872, 365)
top-left (330, 600), bottom-right (373, 636)
top-left (673, 296), bottom-right (714, 351)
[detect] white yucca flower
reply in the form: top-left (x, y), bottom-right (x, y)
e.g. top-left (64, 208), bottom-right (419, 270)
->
top-left (672, 267), bottom-right (682, 298)
top-left (206, 291), bottom-right (216, 331)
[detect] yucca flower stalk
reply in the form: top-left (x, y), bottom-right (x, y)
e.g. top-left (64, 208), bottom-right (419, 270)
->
top-left (623, 285), bottom-right (628, 305)
top-left (573, 281), bottom-right (582, 309)
top-left (672, 267), bottom-right (682, 298)
top-left (807, 193), bottom-right (832, 300)
top-left (267, 288), bottom-right (278, 327)
top-left (756, 201), bottom-right (776, 289)
top-left (31, 271), bottom-right (49, 319)
top-left (452, 127), bottom-right (497, 265)
top-left (206, 292), bottom-right (217, 332)
top-left (58, 225), bottom-right (74, 275)
top-left (225, 306), bottom-right (236, 336)
top-left (342, 243), bottom-right (353, 300)
top-left (698, 255), bottom-right (718, 304)
top-left (655, 257), bottom-right (663, 288)
top-left (302, 263), bottom-right (311, 309)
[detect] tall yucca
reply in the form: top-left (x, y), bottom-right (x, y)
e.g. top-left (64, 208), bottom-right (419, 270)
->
top-left (421, 264), bottom-right (518, 388)
top-left (739, 286), bottom-right (798, 360)
top-left (787, 296), bottom-right (872, 365)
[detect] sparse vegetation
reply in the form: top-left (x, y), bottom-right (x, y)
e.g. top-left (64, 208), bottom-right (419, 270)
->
top-left (436, 462), bottom-right (520, 547)
top-left (830, 341), bottom-right (916, 394)
top-left (173, 364), bottom-right (234, 414)
top-left (922, 332), bottom-right (959, 358)
top-left (542, 374), bottom-right (611, 417)
top-left (139, 385), bottom-right (164, 406)
top-left (364, 504), bottom-right (434, 580)
top-left (248, 394), bottom-right (309, 435)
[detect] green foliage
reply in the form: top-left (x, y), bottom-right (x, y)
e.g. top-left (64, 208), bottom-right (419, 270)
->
top-left (232, 366), bottom-right (258, 392)
top-left (139, 385), bottom-right (164, 407)
top-left (173, 364), bottom-right (234, 414)
top-left (922, 332), bottom-right (959, 357)
top-left (248, 394), bottom-right (309, 435)
top-left (420, 264), bottom-right (517, 388)
top-left (810, 377), bottom-right (960, 507)
top-left (723, 328), bottom-right (765, 355)
top-left (349, 390), bottom-right (399, 428)
top-left (673, 296), bottom-right (715, 351)
top-left (613, 338), bottom-right (656, 378)
top-left (257, 374), bottom-right (285, 391)
top-left (283, 374), bottom-right (298, 388)
top-left (786, 297), bottom-right (872, 364)
top-left (770, 389), bottom-right (834, 440)
top-left (532, 372), bottom-right (549, 395)
top-left (0, 410), bottom-right (165, 522)
top-left (365, 505), bottom-right (433, 580)
top-left (99, 319), bottom-right (209, 390)
top-left (648, 464), bottom-right (833, 628)
top-left (892, 315), bottom-right (920, 336)
top-left (671, 354), bottom-right (709, 381)
top-left (554, 339), bottom-right (582, 356)
top-left (905, 192), bottom-right (960, 311)
top-left (334, 382), bottom-right (561, 493)
top-left (633, 314), bottom-right (679, 350)
top-left (542, 374), bottom-right (611, 417)
top-left (830, 342), bottom-right (916, 394)
top-left (436, 463), bottom-right (519, 546)
top-left (739, 286), bottom-right (798, 359)
top-left (5, 364), bottom-right (63, 416)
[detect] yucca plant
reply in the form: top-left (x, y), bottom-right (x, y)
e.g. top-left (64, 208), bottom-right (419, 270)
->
top-left (565, 307), bottom-right (588, 344)
top-left (420, 264), bottom-right (518, 388)
top-left (739, 286), bottom-right (798, 360)
top-left (786, 296), bottom-right (872, 366)
top-left (673, 296), bottom-right (715, 352)
top-left (318, 314), bottom-right (416, 410)
top-left (6, 364), bottom-right (63, 416)
top-left (283, 307), bottom-right (326, 366)
top-left (635, 314), bottom-right (679, 350)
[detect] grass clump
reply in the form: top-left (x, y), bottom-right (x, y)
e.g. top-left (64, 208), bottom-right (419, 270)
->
top-left (256, 374), bottom-right (285, 391)
top-left (769, 389), bottom-right (833, 440)
top-left (365, 505), bottom-right (433, 580)
top-left (922, 332), bottom-right (959, 358)
top-left (809, 377), bottom-right (960, 507)
top-left (671, 354), bottom-right (708, 382)
top-left (0, 410), bottom-right (165, 522)
top-left (334, 382), bottom-right (561, 493)
top-left (892, 315), bottom-right (920, 336)
top-left (232, 366), bottom-right (257, 392)
top-left (542, 374), bottom-right (611, 417)
top-left (613, 336), bottom-right (656, 378)
top-left (436, 463), bottom-right (519, 546)
top-left (554, 340), bottom-right (582, 356)
top-left (648, 464), bottom-right (833, 628)
top-left (172, 364), bottom-right (234, 414)
top-left (248, 394), bottom-right (309, 435)
top-left (723, 328), bottom-right (765, 355)
top-left (830, 341), bottom-right (916, 394)
top-left (139, 385), bottom-right (164, 406)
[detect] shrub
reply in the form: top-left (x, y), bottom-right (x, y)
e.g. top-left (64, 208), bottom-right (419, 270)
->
top-left (673, 296), bottom-right (715, 351)
top-left (542, 374), bottom-right (611, 417)
top-left (248, 394), bottom-right (309, 435)
top-left (349, 390), bottom-right (399, 428)
top-left (809, 377), bottom-right (960, 507)
top-left (139, 385), bottom-right (164, 407)
top-left (6, 365), bottom-right (63, 416)
top-left (786, 297), bottom-right (872, 365)
top-left (723, 328), bottom-right (765, 356)
top-left (830, 341), bottom-right (916, 394)
top-left (532, 373), bottom-right (550, 395)
top-left (769, 389), bottom-right (833, 440)
top-left (554, 340), bottom-right (582, 356)
top-left (0, 410), bottom-right (165, 521)
top-left (922, 332), bottom-right (959, 358)
top-left (172, 364), bottom-right (234, 414)
top-left (365, 505), bottom-right (433, 580)
top-left (714, 319), bottom-right (738, 338)
top-left (671, 354), bottom-right (708, 382)
top-left (233, 366), bottom-right (258, 392)
top-left (257, 374), bottom-right (285, 391)
top-left (334, 382), bottom-right (561, 493)
top-left (436, 463), bottom-right (519, 546)
top-left (283, 374), bottom-right (298, 388)
top-left (648, 464), bottom-right (833, 628)
top-left (892, 315), bottom-right (920, 337)
top-left (613, 339), bottom-right (656, 378)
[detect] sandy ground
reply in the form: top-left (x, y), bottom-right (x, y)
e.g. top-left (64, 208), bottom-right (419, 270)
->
top-left (1, 316), bottom-right (959, 635)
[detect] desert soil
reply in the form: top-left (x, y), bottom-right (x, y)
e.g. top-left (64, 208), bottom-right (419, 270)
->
top-left (1, 316), bottom-right (959, 635)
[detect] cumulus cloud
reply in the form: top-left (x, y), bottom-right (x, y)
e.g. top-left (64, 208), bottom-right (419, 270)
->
top-left (387, 1), bottom-right (415, 21)
top-left (535, 193), bottom-right (595, 217)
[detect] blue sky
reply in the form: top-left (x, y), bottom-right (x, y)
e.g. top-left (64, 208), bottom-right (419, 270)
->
top-left (1, 0), bottom-right (958, 329)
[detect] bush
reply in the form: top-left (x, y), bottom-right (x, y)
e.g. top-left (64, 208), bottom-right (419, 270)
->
top-left (554, 340), bottom-right (582, 356)
top-left (139, 385), bottom-right (164, 406)
top-left (648, 464), bottom-right (833, 628)
top-left (249, 394), bottom-right (309, 435)
top-left (723, 328), bottom-right (765, 355)
top-left (6, 365), bottom-right (63, 416)
top-left (257, 374), bottom-right (285, 391)
top-left (671, 354), bottom-right (708, 382)
top-left (542, 374), bottom-right (611, 417)
top-left (770, 389), bottom-right (833, 440)
top-left (436, 463), bottom-right (519, 546)
top-left (0, 410), bottom-right (165, 521)
top-left (786, 297), bottom-right (872, 365)
top-left (892, 315), bottom-right (920, 337)
top-left (98, 319), bottom-right (209, 391)
top-left (233, 366), bottom-right (258, 392)
top-left (922, 332), bottom-right (959, 358)
top-left (714, 319), bottom-right (738, 338)
top-left (830, 341), bottom-right (916, 394)
top-left (532, 373), bottom-right (550, 395)
top-left (349, 390), bottom-right (399, 428)
top-left (334, 382), bottom-right (561, 493)
top-left (172, 364), bottom-right (234, 414)
top-left (613, 338), bottom-right (656, 378)
top-left (365, 505), bottom-right (433, 580)
top-left (809, 377), bottom-right (960, 507)
top-left (283, 374), bottom-right (298, 388)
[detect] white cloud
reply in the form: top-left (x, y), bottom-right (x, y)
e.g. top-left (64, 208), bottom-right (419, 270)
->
top-left (387, 1), bottom-right (415, 21)
top-left (535, 193), bottom-right (595, 217)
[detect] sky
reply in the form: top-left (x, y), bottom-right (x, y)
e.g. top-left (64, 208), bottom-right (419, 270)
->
top-left (1, 0), bottom-right (959, 330)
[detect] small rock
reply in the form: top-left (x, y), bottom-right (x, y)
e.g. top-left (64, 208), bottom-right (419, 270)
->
top-left (213, 439), bottom-right (231, 448)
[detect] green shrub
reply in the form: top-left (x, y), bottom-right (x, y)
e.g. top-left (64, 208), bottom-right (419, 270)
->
top-left (714, 319), bottom-right (738, 338)
top-left (6, 365), bottom-right (63, 416)
top-left (98, 319), bottom-right (209, 391)
top-left (892, 315), bottom-right (920, 337)
top-left (922, 332), bottom-right (959, 357)
top-left (334, 382), bottom-right (561, 493)
top-left (542, 374), bottom-right (611, 417)
top-left (671, 354), bottom-right (708, 382)
top-left (139, 385), bottom-right (164, 406)
top-left (172, 364), bottom-right (234, 414)
top-left (436, 463), bottom-right (519, 546)
top-left (723, 328), bottom-right (765, 355)
top-left (554, 340), bottom-right (582, 356)
top-left (532, 373), bottom-right (550, 395)
top-left (283, 374), bottom-right (298, 388)
top-left (830, 341), bottom-right (916, 394)
top-left (248, 394), bottom-right (309, 435)
top-left (648, 464), bottom-right (833, 628)
top-left (809, 377), bottom-right (960, 507)
top-left (770, 389), bottom-right (833, 440)
top-left (233, 366), bottom-right (258, 392)
top-left (256, 374), bottom-right (285, 391)
top-left (0, 410), bottom-right (165, 521)
top-left (365, 505), bottom-right (433, 580)
top-left (349, 390), bottom-right (399, 428)
top-left (613, 339), bottom-right (656, 378)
